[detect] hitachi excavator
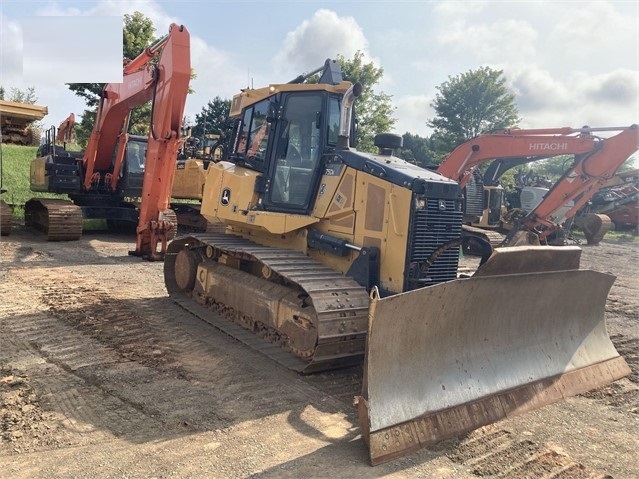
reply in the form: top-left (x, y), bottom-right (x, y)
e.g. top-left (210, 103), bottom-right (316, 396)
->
top-left (161, 60), bottom-right (631, 465)
top-left (27, 23), bottom-right (190, 258)
top-left (437, 125), bottom-right (639, 246)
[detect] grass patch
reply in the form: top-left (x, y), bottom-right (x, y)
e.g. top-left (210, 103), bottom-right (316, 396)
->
top-left (572, 226), bottom-right (639, 243)
top-left (1, 143), bottom-right (68, 219)
top-left (605, 228), bottom-right (639, 242)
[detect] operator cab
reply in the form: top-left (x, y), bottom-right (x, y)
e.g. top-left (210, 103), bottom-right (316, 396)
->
top-left (229, 90), bottom-right (342, 214)
top-left (120, 135), bottom-right (147, 196)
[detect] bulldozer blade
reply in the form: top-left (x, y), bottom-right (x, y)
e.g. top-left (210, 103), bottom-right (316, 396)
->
top-left (357, 247), bottom-right (630, 465)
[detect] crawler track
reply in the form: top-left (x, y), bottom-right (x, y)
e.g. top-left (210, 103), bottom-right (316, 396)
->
top-left (0, 200), bottom-right (11, 236)
top-left (24, 198), bottom-right (83, 241)
top-left (165, 233), bottom-right (371, 373)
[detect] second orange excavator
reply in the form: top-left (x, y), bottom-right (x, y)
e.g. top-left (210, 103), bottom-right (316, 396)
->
top-left (27, 23), bottom-right (191, 258)
top-left (436, 125), bottom-right (639, 246)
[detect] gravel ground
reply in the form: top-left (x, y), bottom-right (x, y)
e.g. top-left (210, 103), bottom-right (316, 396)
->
top-left (1, 228), bottom-right (637, 479)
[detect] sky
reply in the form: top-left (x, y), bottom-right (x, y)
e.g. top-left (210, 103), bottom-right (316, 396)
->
top-left (1, 0), bottom-right (638, 143)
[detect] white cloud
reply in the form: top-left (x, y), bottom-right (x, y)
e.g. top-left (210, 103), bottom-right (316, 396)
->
top-left (437, 18), bottom-right (538, 63)
top-left (507, 66), bottom-right (639, 128)
top-left (273, 9), bottom-right (369, 77)
top-left (186, 36), bottom-right (248, 119)
top-left (394, 94), bottom-right (434, 137)
top-left (433, 0), bottom-right (488, 18)
top-left (35, 0), bottom-right (178, 29)
top-left (0, 14), bottom-right (23, 84)
top-left (547, 1), bottom-right (636, 56)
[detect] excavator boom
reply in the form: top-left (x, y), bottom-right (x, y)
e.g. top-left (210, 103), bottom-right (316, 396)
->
top-left (437, 127), bottom-right (601, 189)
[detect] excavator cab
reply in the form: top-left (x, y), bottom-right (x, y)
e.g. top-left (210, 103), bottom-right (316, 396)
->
top-left (119, 135), bottom-right (146, 197)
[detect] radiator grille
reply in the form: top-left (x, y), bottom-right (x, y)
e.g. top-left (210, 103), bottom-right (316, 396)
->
top-left (405, 197), bottom-right (462, 290)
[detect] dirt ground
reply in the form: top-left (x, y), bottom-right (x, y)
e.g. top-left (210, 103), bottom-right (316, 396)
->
top-left (1, 227), bottom-right (637, 479)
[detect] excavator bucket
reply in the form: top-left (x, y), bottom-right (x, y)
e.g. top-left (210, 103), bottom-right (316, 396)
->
top-left (357, 246), bottom-right (630, 465)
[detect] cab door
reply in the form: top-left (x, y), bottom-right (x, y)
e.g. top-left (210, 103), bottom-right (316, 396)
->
top-left (264, 92), bottom-right (325, 213)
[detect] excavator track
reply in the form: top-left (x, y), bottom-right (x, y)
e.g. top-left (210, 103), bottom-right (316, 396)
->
top-left (1, 200), bottom-right (12, 236)
top-left (165, 233), bottom-right (371, 373)
top-left (461, 224), bottom-right (504, 253)
top-left (24, 198), bottom-right (83, 241)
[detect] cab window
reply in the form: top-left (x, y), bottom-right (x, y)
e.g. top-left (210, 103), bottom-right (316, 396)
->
top-left (269, 93), bottom-right (323, 209)
top-left (327, 96), bottom-right (340, 146)
top-left (235, 99), bottom-right (270, 170)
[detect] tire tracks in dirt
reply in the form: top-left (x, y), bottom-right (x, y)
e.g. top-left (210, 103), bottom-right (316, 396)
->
top-left (1, 236), bottom-right (635, 477)
top-left (4, 263), bottom-right (360, 450)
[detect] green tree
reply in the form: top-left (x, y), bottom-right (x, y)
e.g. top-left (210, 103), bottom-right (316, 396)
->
top-left (428, 66), bottom-right (520, 161)
top-left (193, 97), bottom-right (232, 137)
top-left (67, 12), bottom-right (157, 146)
top-left (3, 86), bottom-right (39, 104)
top-left (398, 132), bottom-right (437, 168)
top-left (336, 51), bottom-right (396, 153)
top-left (191, 96), bottom-right (233, 157)
top-left (123, 11), bottom-right (155, 61)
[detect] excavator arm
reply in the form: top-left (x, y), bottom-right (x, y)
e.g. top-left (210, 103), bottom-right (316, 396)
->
top-left (516, 125), bottom-right (639, 241)
top-left (55, 113), bottom-right (76, 145)
top-left (130, 24), bottom-right (191, 260)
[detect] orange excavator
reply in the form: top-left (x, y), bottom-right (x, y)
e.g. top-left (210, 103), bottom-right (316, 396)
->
top-left (55, 113), bottom-right (76, 145)
top-left (436, 125), bottom-right (639, 246)
top-left (28, 23), bottom-right (191, 258)
top-left (507, 127), bottom-right (638, 245)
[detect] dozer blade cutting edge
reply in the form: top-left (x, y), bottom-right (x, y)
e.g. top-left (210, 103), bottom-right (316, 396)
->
top-left (357, 246), bottom-right (630, 466)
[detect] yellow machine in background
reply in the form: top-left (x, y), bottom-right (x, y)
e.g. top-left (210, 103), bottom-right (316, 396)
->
top-left (163, 60), bottom-right (630, 465)
top-left (171, 131), bottom-right (224, 231)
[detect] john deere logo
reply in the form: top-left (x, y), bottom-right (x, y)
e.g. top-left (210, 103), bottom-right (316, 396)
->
top-left (438, 200), bottom-right (447, 211)
top-left (221, 188), bottom-right (231, 206)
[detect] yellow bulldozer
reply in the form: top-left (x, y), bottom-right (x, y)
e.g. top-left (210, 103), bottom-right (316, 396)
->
top-left (161, 60), bottom-right (631, 465)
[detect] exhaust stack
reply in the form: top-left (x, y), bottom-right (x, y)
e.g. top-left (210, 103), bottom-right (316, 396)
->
top-left (337, 82), bottom-right (362, 150)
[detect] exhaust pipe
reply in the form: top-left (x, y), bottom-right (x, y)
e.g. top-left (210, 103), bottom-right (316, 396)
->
top-left (337, 82), bottom-right (362, 150)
